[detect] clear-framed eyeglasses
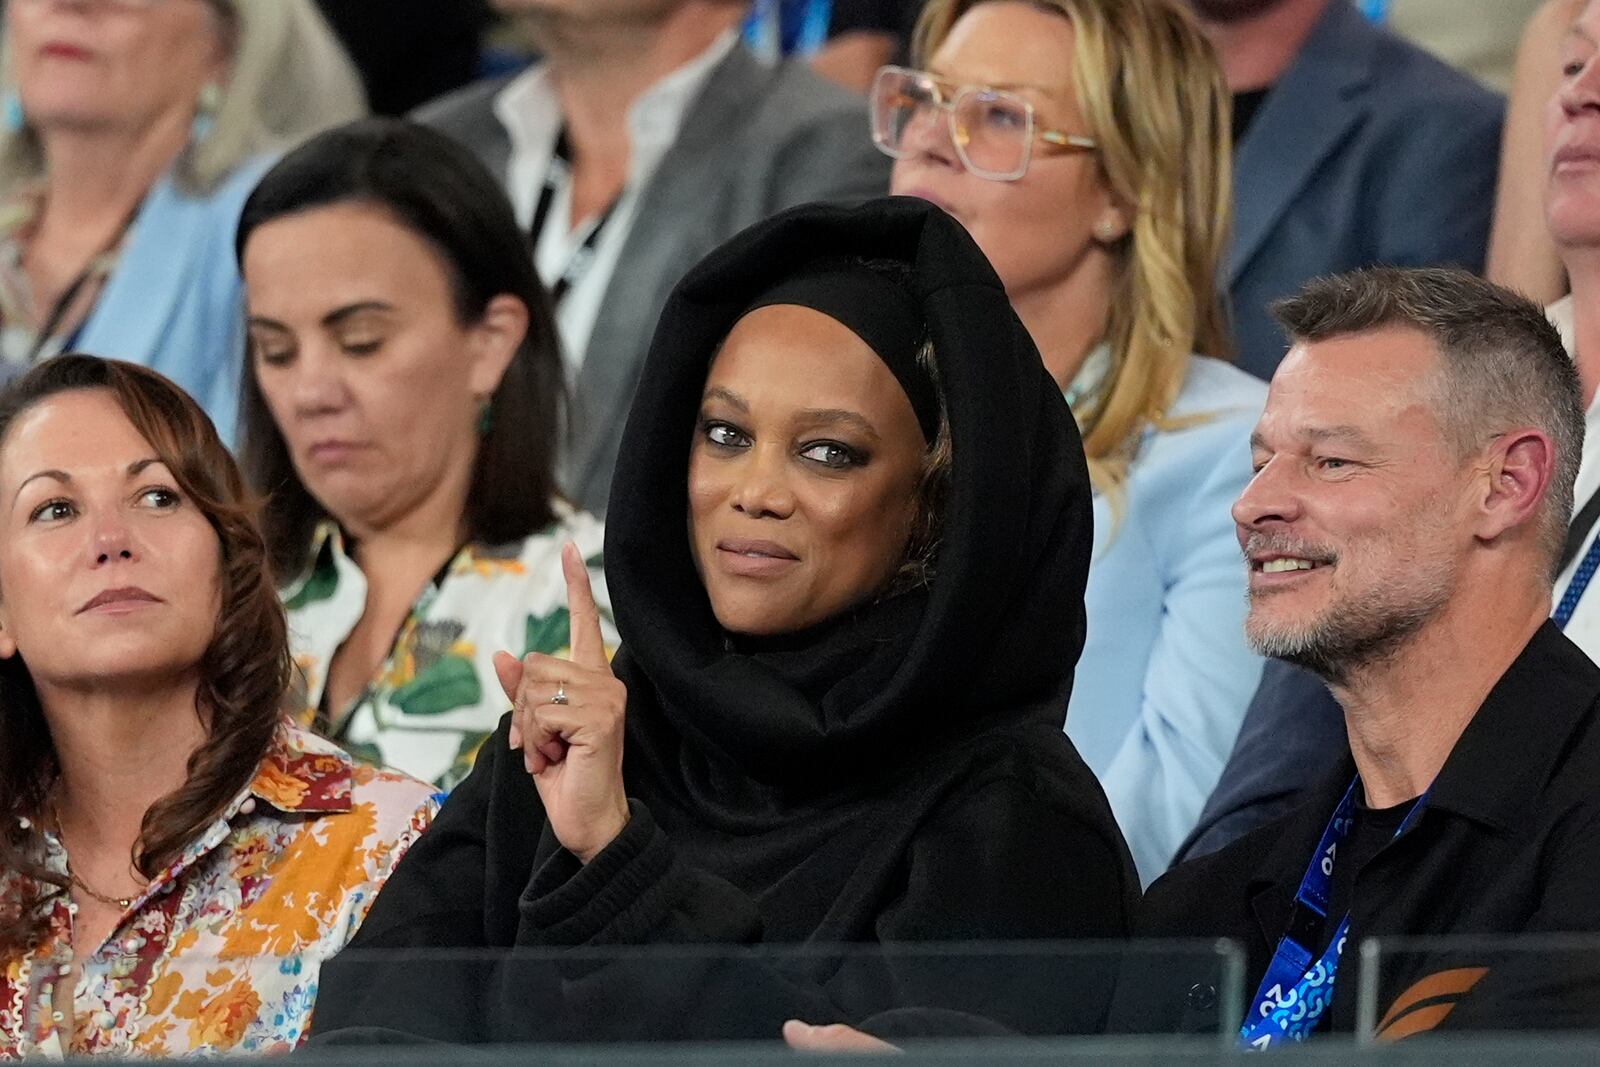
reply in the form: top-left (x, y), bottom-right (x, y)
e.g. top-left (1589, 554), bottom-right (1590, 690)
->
top-left (870, 65), bottom-right (1097, 183)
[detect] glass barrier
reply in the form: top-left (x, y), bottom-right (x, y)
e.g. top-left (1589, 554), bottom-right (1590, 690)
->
top-left (313, 940), bottom-right (1249, 1051)
top-left (1353, 933), bottom-right (1600, 1043)
top-left (5, 940), bottom-right (1247, 1059)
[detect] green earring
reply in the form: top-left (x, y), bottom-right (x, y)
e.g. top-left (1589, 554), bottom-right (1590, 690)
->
top-left (476, 399), bottom-right (494, 436)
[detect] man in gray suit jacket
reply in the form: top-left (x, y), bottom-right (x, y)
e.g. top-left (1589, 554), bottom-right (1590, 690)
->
top-left (1194, 0), bottom-right (1506, 379)
top-left (417, 1), bottom-right (890, 513)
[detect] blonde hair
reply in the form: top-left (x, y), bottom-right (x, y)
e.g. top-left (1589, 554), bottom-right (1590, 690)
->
top-left (914, 0), bottom-right (1234, 505)
top-left (0, 0), bottom-right (367, 195)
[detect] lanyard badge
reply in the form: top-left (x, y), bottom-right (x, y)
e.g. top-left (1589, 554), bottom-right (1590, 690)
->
top-left (1238, 779), bottom-right (1427, 1049)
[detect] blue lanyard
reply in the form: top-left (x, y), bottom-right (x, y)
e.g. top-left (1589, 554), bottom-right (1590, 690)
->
top-left (1358, 0), bottom-right (1390, 22)
top-left (1239, 779), bottom-right (1427, 1049)
top-left (1556, 534), bottom-right (1600, 629)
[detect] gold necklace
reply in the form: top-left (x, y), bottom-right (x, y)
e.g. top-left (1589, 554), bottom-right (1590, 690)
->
top-left (49, 798), bottom-right (140, 910)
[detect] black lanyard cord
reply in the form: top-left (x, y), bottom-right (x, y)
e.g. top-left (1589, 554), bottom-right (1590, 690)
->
top-left (529, 128), bottom-right (625, 307)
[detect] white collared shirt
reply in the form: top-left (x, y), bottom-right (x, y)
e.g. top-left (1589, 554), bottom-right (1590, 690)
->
top-left (493, 31), bottom-right (737, 378)
top-left (1547, 295), bottom-right (1600, 661)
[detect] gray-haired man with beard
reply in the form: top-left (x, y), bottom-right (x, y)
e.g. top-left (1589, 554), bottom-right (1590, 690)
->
top-left (1131, 267), bottom-right (1600, 1041)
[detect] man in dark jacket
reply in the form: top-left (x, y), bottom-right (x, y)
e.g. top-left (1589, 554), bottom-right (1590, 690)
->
top-left (1135, 267), bottom-right (1600, 1042)
top-left (1189, 0), bottom-right (1503, 380)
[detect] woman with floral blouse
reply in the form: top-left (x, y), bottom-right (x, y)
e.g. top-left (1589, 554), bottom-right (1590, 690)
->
top-left (236, 119), bottom-right (614, 791)
top-left (0, 356), bottom-right (436, 1057)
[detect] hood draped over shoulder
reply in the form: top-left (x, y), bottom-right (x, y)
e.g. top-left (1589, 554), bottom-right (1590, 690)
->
top-left (605, 196), bottom-right (1094, 800)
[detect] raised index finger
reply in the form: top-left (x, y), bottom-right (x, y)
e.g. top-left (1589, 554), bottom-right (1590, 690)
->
top-left (562, 541), bottom-right (607, 670)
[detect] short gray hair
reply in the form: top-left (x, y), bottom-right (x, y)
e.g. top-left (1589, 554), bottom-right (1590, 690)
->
top-left (1272, 266), bottom-right (1583, 582)
top-left (0, 0), bottom-right (366, 195)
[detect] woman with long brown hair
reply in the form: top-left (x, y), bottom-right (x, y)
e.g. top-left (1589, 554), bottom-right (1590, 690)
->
top-left (0, 355), bottom-right (436, 1057)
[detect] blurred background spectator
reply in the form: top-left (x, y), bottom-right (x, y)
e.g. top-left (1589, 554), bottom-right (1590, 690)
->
top-left (886, 0), bottom-right (1265, 883)
top-left (0, 0), bottom-right (364, 442)
top-left (237, 120), bottom-right (612, 790)
top-left (1488, 0), bottom-right (1583, 306)
top-left (316, 0), bottom-right (494, 115)
top-left (1191, 0), bottom-right (1504, 379)
top-left (417, 0), bottom-right (888, 514)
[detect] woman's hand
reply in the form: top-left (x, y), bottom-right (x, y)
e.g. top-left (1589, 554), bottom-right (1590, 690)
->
top-left (782, 1020), bottom-right (900, 1053)
top-left (492, 542), bottom-right (628, 865)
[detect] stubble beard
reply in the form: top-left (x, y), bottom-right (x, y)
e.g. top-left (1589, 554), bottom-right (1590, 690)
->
top-left (1245, 554), bottom-right (1456, 687)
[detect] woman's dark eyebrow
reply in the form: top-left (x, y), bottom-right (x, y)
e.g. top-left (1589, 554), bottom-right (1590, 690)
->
top-left (323, 301), bottom-right (395, 328)
top-left (796, 409), bottom-right (880, 440)
top-left (702, 388), bottom-right (879, 438)
top-left (14, 469), bottom-right (69, 505)
top-left (702, 386), bottom-right (749, 412)
top-left (14, 457), bottom-right (165, 504)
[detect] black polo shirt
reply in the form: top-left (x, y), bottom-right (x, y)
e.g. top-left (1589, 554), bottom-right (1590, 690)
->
top-left (1123, 621), bottom-right (1600, 1038)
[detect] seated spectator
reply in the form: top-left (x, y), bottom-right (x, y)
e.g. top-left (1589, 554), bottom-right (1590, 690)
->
top-left (308, 198), bottom-right (1138, 1045)
top-left (884, 0), bottom-right (1265, 882)
top-left (1488, 0), bottom-right (1580, 305)
top-left (416, 0), bottom-right (890, 514)
top-left (315, 0), bottom-right (491, 115)
top-left (1189, 0), bottom-right (1504, 379)
top-left (1545, 0), bottom-right (1600, 648)
top-left (0, 356), bottom-right (435, 1058)
top-left (1137, 268), bottom-right (1600, 1040)
top-left (235, 119), bottom-right (611, 791)
top-left (0, 0), bottom-right (364, 442)
top-left (1180, 3), bottom-right (1600, 862)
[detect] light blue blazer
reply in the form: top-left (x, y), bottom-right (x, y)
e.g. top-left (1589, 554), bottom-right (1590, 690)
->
top-left (1065, 355), bottom-right (1267, 886)
top-left (71, 155), bottom-right (276, 445)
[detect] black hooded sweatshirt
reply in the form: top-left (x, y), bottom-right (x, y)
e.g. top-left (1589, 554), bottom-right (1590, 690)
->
top-left (309, 197), bottom-right (1138, 1045)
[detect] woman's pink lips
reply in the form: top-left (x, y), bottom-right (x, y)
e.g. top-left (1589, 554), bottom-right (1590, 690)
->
top-left (715, 540), bottom-right (801, 578)
top-left (306, 440), bottom-right (366, 464)
top-left (78, 587), bottom-right (161, 615)
top-left (40, 42), bottom-right (95, 61)
top-left (1553, 143), bottom-right (1600, 172)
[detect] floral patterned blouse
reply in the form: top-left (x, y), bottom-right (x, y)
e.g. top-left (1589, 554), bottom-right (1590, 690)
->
top-left (283, 502), bottom-right (614, 790)
top-left (0, 723), bottom-right (437, 1058)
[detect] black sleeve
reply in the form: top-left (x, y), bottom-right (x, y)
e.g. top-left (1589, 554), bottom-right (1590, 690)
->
top-left (513, 770), bottom-right (1137, 1043)
top-left (515, 800), bottom-right (763, 948)
top-left (309, 714), bottom-right (537, 1044)
top-left (863, 774), bottom-right (1139, 1036)
top-left (317, 735), bottom-right (1136, 1045)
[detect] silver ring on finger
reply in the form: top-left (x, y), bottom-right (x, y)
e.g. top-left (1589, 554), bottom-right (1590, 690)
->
top-left (550, 681), bottom-right (569, 706)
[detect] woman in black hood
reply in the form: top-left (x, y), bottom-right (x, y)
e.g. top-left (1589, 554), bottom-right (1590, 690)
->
top-left (310, 197), bottom-right (1137, 1043)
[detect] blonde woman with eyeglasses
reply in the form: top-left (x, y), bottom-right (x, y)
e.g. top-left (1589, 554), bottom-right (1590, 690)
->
top-left (878, 0), bottom-right (1266, 884)
top-left (0, 0), bottom-right (364, 442)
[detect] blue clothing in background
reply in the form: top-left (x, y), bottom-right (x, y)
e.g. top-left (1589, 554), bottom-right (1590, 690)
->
top-left (743, 0), bottom-right (833, 58)
top-left (73, 156), bottom-right (275, 445)
top-left (1227, 0), bottom-right (1502, 379)
top-left (1066, 356), bottom-right (1267, 886)
top-left (1172, 659), bottom-right (1344, 867)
